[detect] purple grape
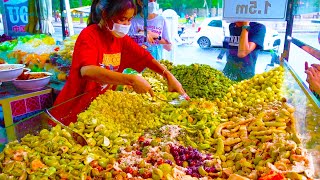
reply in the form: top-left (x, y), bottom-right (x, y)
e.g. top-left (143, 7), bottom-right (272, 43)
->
top-left (186, 168), bottom-right (192, 175)
top-left (143, 141), bottom-right (150, 146)
top-left (190, 166), bottom-right (198, 172)
top-left (209, 167), bottom-right (216, 172)
top-left (180, 154), bottom-right (186, 161)
top-left (172, 150), bottom-right (179, 157)
top-left (170, 146), bottom-right (178, 153)
top-left (189, 161), bottom-right (196, 166)
top-left (192, 173), bottom-right (200, 178)
top-left (165, 160), bottom-right (173, 165)
top-left (194, 152), bottom-right (201, 159)
top-left (189, 152), bottom-right (195, 158)
top-left (136, 150), bottom-right (142, 155)
top-left (176, 160), bottom-right (182, 166)
top-left (178, 148), bottom-right (185, 155)
top-left (187, 146), bottom-right (193, 151)
top-left (196, 161), bottom-right (202, 166)
top-left (205, 154), bottom-right (212, 160)
top-left (185, 153), bottom-right (190, 160)
top-left (204, 167), bottom-right (211, 172)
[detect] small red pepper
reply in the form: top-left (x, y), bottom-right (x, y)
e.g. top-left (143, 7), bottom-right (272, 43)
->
top-left (54, 47), bottom-right (60, 52)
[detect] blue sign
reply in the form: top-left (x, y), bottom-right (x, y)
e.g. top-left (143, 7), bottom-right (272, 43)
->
top-left (3, 0), bottom-right (29, 36)
top-left (223, 0), bottom-right (288, 21)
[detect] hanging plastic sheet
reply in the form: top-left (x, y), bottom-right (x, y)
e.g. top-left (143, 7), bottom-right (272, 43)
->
top-left (36, 0), bottom-right (55, 35)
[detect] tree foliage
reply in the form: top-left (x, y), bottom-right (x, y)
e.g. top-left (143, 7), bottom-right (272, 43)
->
top-left (157, 0), bottom-right (223, 15)
top-left (52, 0), bottom-right (92, 10)
top-left (157, 0), bottom-right (222, 9)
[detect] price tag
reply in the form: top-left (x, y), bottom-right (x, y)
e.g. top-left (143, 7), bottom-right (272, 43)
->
top-left (223, 0), bottom-right (288, 21)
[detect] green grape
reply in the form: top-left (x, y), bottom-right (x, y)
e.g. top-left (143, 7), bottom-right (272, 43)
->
top-left (171, 63), bottom-right (236, 100)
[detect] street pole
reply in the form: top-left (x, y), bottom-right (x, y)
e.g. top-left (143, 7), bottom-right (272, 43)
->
top-left (60, 0), bottom-right (66, 39)
top-left (283, 0), bottom-right (294, 62)
top-left (79, 0), bottom-right (83, 24)
top-left (35, 0), bottom-right (42, 33)
top-left (143, 0), bottom-right (148, 42)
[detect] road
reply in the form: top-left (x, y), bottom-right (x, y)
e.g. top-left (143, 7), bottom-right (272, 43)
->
top-left (52, 26), bottom-right (318, 78)
top-left (174, 32), bottom-right (319, 74)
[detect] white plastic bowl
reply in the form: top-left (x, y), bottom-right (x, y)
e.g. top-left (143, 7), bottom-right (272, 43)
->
top-left (0, 64), bottom-right (25, 82)
top-left (23, 68), bottom-right (31, 73)
top-left (12, 72), bottom-right (52, 91)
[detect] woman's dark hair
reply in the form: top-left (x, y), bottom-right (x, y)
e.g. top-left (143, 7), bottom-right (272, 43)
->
top-left (88, 0), bottom-right (137, 26)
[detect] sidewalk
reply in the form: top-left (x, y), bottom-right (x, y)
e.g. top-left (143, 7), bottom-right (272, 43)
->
top-left (52, 21), bottom-right (87, 28)
top-left (262, 19), bottom-right (320, 33)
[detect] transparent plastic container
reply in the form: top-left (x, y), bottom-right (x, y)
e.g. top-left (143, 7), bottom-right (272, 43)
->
top-left (2, 63), bottom-right (320, 178)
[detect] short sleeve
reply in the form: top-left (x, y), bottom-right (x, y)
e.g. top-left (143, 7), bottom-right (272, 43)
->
top-left (121, 36), bottom-right (154, 72)
top-left (249, 23), bottom-right (266, 50)
top-left (73, 30), bottom-right (98, 69)
top-left (161, 17), bottom-right (171, 43)
top-left (129, 17), bottom-right (144, 35)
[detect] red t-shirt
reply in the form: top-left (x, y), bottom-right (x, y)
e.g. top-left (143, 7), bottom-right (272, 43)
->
top-left (49, 24), bottom-right (153, 125)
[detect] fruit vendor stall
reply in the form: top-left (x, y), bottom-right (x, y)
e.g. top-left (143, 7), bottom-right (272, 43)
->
top-left (0, 0), bottom-right (319, 180)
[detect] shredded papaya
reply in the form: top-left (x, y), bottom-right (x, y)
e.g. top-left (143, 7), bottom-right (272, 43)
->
top-left (31, 159), bottom-right (46, 171)
top-left (259, 171), bottom-right (286, 180)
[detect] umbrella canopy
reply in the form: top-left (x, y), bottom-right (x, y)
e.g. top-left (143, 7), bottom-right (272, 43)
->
top-left (71, 6), bottom-right (91, 14)
top-left (36, 0), bottom-right (55, 35)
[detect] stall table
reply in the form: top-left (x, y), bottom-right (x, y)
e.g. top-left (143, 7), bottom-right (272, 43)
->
top-left (0, 82), bottom-right (53, 141)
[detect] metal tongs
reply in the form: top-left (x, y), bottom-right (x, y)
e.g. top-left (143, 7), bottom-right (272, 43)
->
top-left (155, 94), bottom-right (190, 106)
top-left (44, 109), bottom-right (88, 146)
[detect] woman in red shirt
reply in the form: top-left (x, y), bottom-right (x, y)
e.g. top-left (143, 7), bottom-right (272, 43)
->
top-left (50, 0), bottom-right (187, 125)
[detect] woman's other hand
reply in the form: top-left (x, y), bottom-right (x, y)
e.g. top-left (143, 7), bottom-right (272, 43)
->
top-left (147, 31), bottom-right (159, 44)
top-left (305, 65), bottom-right (320, 95)
top-left (131, 75), bottom-right (154, 96)
top-left (166, 73), bottom-right (190, 100)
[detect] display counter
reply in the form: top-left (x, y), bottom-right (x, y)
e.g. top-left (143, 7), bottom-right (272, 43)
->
top-left (0, 62), bottom-right (318, 179)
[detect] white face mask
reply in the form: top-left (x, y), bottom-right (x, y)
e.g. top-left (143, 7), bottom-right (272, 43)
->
top-left (148, 2), bottom-right (159, 14)
top-left (106, 21), bottom-right (131, 38)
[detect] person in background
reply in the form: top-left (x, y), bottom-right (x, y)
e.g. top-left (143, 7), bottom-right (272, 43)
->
top-left (193, 12), bottom-right (197, 24)
top-left (223, 21), bottom-right (266, 81)
top-left (129, 0), bottom-right (171, 61)
top-left (185, 14), bottom-right (190, 24)
top-left (305, 64), bottom-right (320, 99)
top-left (216, 36), bottom-right (229, 62)
top-left (216, 49), bottom-right (226, 61)
top-left (51, 0), bottom-right (187, 125)
top-left (305, 31), bottom-right (320, 99)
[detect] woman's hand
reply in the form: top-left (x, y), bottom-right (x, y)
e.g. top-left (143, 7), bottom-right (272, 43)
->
top-left (131, 75), bottom-right (154, 96)
top-left (166, 73), bottom-right (190, 100)
top-left (147, 31), bottom-right (159, 44)
top-left (305, 65), bottom-right (320, 95)
top-left (311, 64), bottom-right (320, 71)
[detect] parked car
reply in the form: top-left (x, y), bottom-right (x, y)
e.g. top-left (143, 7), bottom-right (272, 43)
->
top-left (194, 17), bottom-right (281, 50)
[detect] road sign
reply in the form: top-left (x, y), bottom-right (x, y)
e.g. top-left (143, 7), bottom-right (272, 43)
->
top-left (223, 0), bottom-right (288, 21)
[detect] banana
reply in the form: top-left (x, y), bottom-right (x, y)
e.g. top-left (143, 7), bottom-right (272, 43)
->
top-left (152, 168), bottom-right (164, 180)
top-left (186, 135), bottom-right (198, 149)
top-left (199, 143), bottom-right (211, 150)
top-left (198, 166), bottom-right (208, 176)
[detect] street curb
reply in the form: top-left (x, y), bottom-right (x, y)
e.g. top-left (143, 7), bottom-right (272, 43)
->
top-left (53, 25), bottom-right (319, 33)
